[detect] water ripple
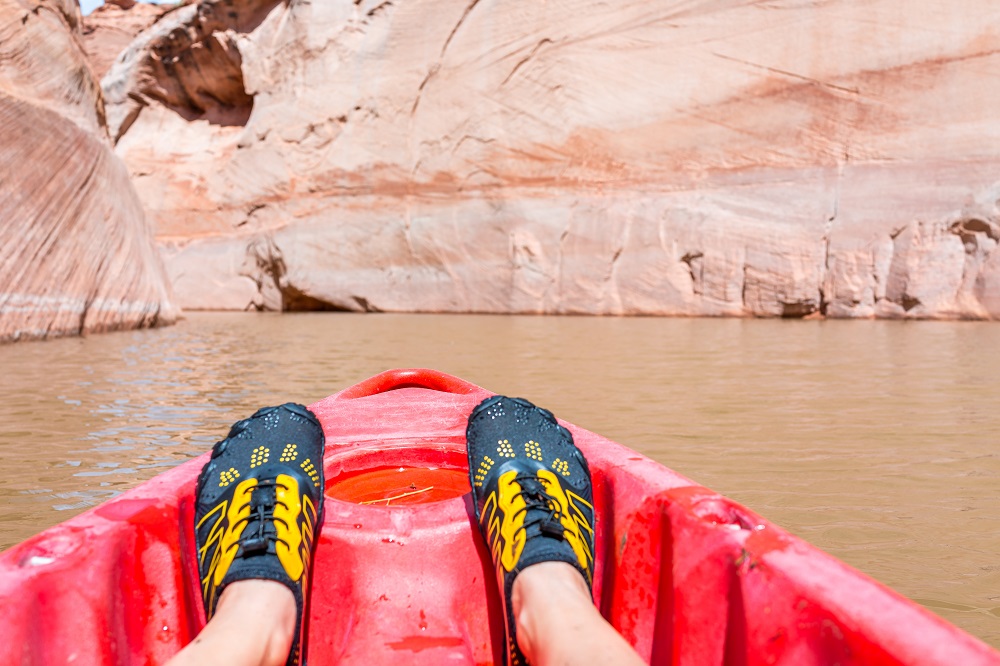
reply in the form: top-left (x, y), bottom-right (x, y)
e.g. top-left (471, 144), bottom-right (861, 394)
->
top-left (0, 313), bottom-right (997, 646)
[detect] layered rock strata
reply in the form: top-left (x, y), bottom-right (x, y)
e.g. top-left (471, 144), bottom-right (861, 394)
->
top-left (0, 0), bottom-right (176, 342)
top-left (107, 0), bottom-right (1000, 318)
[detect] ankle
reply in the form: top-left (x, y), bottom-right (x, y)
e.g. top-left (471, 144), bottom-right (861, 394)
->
top-left (511, 561), bottom-right (593, 660)
top-left (216, 580), bottom-right (297, 665)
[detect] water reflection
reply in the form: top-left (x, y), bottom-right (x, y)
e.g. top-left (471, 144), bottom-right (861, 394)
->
top-left (0, 312), bottom-right (997, 647)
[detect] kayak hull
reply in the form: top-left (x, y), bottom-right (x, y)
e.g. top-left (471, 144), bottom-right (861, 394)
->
top-left (0, 369), bottom-right (996, 665)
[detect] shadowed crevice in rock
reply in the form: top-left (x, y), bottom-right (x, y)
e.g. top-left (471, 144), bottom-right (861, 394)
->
top-left (145, 22), bottom-right (253, 127)
top-left (280, 285), bottom-right (350, 312)
top-left (277, 287), bottom-right (384, 313)
top-left (242, 236), bottom-right (370, 312)
top-left (779, 300), bottom-right (819, 319)
top-left (351, 296), bottom-right (382, 313)
top-left (681, 252), bottom-right (704, 296)
top-left (951, 218), bottom-right (1000, 249)
top-left (105, 0), bottom-right (285, 141)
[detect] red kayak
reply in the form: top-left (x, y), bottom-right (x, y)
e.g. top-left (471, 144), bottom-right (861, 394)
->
top-left (1, 368), bottom-right (996, 665)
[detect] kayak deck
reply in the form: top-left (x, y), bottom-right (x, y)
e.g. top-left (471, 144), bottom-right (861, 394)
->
top-left (0, 369), bottom-right (996, 665)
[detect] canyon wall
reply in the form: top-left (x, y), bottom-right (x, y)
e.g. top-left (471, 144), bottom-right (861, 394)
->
top-left (105, 0), bottom-right (1000, 317)
top-left (0, 0), bottom-right (176, 342)
top-left (81, 0), bottom-right (166, 80)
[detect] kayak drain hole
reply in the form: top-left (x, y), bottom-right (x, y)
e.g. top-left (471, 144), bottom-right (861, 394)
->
top-left (325, 445), bottom-right (471, 507)
top-left (327, 465), bottom-right (469, 506)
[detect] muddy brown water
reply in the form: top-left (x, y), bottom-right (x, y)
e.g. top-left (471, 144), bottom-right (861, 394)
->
top-left (0, 312), bottom-right (997, 648)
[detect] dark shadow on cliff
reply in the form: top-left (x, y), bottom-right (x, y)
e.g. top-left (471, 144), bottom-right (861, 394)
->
top-left (115, 0), bottom-right (288, 137)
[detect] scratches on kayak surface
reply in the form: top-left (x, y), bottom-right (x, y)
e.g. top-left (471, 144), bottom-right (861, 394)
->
top-left (359, 486), bottom-right (435, 505)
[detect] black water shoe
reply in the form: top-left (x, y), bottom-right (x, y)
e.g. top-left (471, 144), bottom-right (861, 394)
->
top-left (195, 403), bottom-right (325, 666)
top-left (467, 395), bottom-right (595, 666)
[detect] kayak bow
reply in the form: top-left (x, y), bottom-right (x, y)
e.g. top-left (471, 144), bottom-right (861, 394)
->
top-left (0, 369), bottom-right (996, 665)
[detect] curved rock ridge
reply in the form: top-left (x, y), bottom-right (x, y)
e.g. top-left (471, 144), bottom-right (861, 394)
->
top-left (0, 0), bottom-right (176, 342)
top-left (107, 0), bottom-right (1000, 318)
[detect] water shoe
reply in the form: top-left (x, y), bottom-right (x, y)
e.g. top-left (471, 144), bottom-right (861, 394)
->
top-left (194, 403), bottom-right (326, 665)
top-left (467, 395), bottom-right (596, 665)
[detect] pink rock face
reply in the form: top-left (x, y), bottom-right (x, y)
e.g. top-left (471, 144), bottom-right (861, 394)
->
top-left (106, 0), bottom-right (1000, 317)
top-left (0, 0), bottom-right (176, 342)
top-left (81, 0), bottom-right (166, 81)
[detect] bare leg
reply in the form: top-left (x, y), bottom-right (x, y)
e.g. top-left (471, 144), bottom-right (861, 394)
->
top-left (512, 562), bottom-right (646, 666)
top-left (166, 580), bottom-right (296, 666)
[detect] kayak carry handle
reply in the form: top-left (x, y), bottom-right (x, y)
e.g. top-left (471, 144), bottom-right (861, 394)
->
top-left (338, 368), bottom-right (483, 399)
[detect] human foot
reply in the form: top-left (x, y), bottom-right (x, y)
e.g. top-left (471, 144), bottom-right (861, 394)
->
top-left (466, 396), bottom-right (595, 665)
top-left (194, 403), bottom-right (325, 665)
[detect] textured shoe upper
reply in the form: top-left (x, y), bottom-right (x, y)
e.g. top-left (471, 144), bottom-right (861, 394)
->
top-left (467, 395), bottom-right (596, 666)
top-left (194, 403), bottom-right (325, 665)
top-left (481, 466), bottom-right (595, 583)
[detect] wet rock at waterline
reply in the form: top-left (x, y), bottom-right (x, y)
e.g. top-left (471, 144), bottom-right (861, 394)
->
top-left (0, 0), bottom-right (176, 342)
top-left (106, 0), bottom-right (1000, 318)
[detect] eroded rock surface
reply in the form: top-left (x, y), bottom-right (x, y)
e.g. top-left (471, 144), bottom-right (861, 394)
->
top-left (0, 0), bottom-right (176, 342)
top-left (107, 0), bottom-right (1000, 318)
top-left (81, 0), bottom-right (167, 80)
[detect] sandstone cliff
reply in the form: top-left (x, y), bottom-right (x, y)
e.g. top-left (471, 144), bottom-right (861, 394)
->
top-left (105, 0), bottom-right (1000, 318)
top-left (81, 0), bottom-right (167, 80)
top-left (0, 0), bottom-right (176, 342)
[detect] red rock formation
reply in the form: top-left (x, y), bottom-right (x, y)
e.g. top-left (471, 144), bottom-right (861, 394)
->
top-left (81, 0), bottom-right (166, 80)
top-left (0, 0), bottom-right (176, 342)
top-left (105, 0), bottom-right (1000, 318)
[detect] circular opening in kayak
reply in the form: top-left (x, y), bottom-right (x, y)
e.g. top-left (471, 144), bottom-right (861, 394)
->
top-left (328, 466), bottom-right (469, 506)
top-left (325, 445), bottom-right (469, 506)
